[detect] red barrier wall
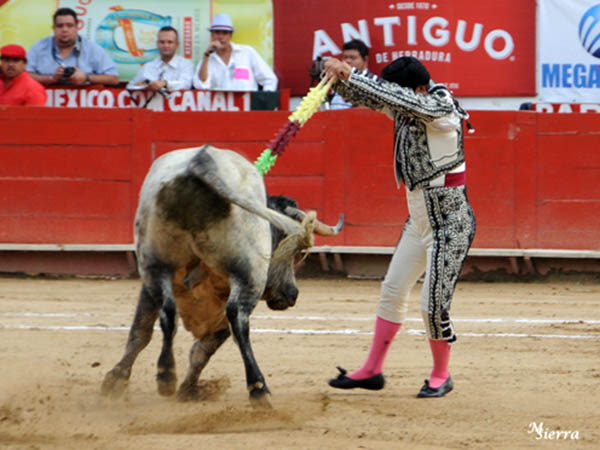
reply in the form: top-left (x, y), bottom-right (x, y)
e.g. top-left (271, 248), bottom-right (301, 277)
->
top-left (1, 106), bottom-right (599, 252)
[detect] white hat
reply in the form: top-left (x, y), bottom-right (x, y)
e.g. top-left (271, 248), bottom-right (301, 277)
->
top-left (208, 13), bottom-right (235, 32)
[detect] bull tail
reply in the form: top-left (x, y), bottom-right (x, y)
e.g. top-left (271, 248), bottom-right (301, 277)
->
top-left (187, 146), bottom-right (304, 236)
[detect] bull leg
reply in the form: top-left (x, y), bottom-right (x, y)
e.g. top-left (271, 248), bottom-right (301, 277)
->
top-left (153, 269), bottom-right (178, 397)
top-left (101, 285), bottom-right (158, 398)
top-left (177, 327), bottom-right (231, 402)
top-left (226, 282), bottom-right (271, 407)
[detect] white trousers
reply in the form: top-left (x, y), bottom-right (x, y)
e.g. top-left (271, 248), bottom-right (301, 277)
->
top-left (377, 188), bottom-right (432, 324)
top-left (376, 186), bottom-right (475, 341)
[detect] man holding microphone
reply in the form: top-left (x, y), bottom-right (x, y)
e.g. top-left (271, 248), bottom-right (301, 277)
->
top-left (193, 13), bottom-right (277, 92)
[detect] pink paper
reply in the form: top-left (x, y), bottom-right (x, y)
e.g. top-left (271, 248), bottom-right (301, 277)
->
top-left (233, 67), bottom-right (250, 80)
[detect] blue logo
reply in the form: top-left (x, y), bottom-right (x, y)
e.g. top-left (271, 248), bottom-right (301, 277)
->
top-left (579, 4), bottom-right (600, 58)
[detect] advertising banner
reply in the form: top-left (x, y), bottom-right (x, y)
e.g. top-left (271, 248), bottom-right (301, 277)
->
top-left (273, 0), bottom-right (536, 96)
top-left (539, 0), bottom-right (600, 103)
top-left (42, 86), bottom-right (288, 111)
top-left (44, 87), bottom-right (253, 111)
top-left (57, 0), bottom-right (209, 81)
top-left (0, 0), bottom-right (59, 50)
top-left (0, 0), bottom-right (274, 81)
top-left (534, 103), bottom-right (600, 113)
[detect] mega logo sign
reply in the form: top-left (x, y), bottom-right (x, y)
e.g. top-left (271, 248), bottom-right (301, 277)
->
top-left (539, 0), bottom-right (600, 102)
top-left (273, 0), bottom-right (535, 96)
top-left (579, 4), bottom-right (600, 58)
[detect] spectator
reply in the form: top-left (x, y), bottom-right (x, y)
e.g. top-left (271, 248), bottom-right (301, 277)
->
top-left (329, 39), bottom-right (372, 110)
top-left (27, 7), bottom-right (119, 87)
top-left (126, 26), bottom-right (193, 93)
top-left (0, 44), bottom-right (47, 106)
top-left (193, 13), bottom-right (277, 91)
top-left (519, 102), bottom-right (533, 110)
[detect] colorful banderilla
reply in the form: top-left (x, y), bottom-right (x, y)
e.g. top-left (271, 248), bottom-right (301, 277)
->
top-left (254, 76), bottom-right (335, 175)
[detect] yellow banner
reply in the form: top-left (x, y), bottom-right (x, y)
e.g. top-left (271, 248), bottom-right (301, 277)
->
top-left (0, 0), bottom-right (273, 80)
top-left (0, 0), bottom-right (59, 50)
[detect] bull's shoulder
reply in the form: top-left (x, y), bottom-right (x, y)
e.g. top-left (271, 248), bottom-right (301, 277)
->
top-left (135, 145), bottom-right (270, 242)
top-left (154, 172), bottom-right (232, 233)
top-left (188, 145), bottom-right (265, 196)
top-left (143, 145), bottom-right (251, 186)
top-left (143, 145), bottom-right (265, 200)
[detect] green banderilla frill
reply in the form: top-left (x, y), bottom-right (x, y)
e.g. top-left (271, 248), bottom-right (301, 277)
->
top-left (254, 76), bottom-right (335, 175)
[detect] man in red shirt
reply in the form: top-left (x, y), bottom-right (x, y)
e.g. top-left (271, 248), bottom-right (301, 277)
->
top-left (0, 44), bottom-right (47, 106)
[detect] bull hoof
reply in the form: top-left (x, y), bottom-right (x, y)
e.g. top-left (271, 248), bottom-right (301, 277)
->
top-left (249, 391), bottom-right (272, 409)
top-left (156, 371), bottom-right (177, 397)
top-left (176, 383), bottom-right (200, 402)
top-left (100, 369), bottom-right (129, 399)
top-left (177, 377), bottom-right (231, 402)
top-left (248, 384), bottom-right (272, 409)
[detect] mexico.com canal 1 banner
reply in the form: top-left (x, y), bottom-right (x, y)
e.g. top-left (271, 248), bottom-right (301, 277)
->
top-left (0, 0), bottom-right (273, 81)
top-left (273, 0), bottom-right (536, 96)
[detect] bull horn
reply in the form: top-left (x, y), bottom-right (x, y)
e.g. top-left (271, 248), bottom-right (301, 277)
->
top-left (284, 207), bottom-right (344, 236)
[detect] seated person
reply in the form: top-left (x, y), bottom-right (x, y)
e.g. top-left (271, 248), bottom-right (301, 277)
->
top-left (27, 7), bottom-right (119, 87)
top-left (329, 39), bottom-right (372, 110)
top-left (193, 13), bottom-right (277, 91)
top-left (0, 44), bottom-right (47, 106)
top-left (126, 26), bottom-right (193, 93)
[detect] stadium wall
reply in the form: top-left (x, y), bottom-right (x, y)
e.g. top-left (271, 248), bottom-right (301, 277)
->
top-left (1, 106), bottom-right (599, 275)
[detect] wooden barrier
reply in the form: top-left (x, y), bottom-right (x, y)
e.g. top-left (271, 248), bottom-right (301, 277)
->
top-left (1, 105), bottom-right (599, 274)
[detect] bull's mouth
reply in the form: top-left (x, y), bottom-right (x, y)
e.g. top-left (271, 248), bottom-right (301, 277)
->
top-left (266, 298), bottom-right (295, 310)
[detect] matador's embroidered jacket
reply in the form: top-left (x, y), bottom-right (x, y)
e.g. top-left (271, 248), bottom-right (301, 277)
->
top-left (334, 69), bottom-right (469, 191)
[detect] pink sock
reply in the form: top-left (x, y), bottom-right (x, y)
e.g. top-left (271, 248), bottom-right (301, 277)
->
top-left (428, 338), bottom-right (451, 388)
top-left (349, 316), bottom-right (401, 380)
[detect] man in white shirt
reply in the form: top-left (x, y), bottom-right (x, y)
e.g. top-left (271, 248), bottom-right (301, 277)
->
top-left (193, 13), bottom-right (278, 92)
top-left (127, 26), bottom-right (193, 92)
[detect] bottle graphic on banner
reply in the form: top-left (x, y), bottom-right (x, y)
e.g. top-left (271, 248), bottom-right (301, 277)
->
top-left (96, 6), bottom-right (171, 64)
top-left (57, 0), bottom-right (211, 81)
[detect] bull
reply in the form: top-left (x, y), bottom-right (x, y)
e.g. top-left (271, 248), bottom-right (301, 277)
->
top-left (100, 145), bottom-right (343, 406)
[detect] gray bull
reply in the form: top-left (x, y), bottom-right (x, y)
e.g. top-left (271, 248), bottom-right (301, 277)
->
top-left (101, 145), bottom-right (343, 406)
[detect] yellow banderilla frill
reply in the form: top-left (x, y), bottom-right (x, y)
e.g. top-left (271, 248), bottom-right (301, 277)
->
top-left (255, 76), bottom-right (335, 176)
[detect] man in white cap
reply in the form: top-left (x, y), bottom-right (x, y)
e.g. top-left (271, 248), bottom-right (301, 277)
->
top-left (193, 13), bottom-right (278, 91)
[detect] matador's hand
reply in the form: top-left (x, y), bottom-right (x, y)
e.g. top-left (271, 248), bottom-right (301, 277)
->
top-left (323, 58), bottom-right (352, 82)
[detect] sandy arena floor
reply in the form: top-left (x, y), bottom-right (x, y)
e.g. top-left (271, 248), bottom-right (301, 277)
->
top-left (1, 276), bottom-right (599, 449)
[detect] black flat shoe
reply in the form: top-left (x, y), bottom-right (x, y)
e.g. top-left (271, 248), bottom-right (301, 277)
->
top-left (417, 376), bottom-right (453, 398)
top-left (328, 366), bottom-right (385, 390)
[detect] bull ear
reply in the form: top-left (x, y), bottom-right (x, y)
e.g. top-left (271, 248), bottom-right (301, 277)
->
top-left (284, 207), bottom-right (344, 236)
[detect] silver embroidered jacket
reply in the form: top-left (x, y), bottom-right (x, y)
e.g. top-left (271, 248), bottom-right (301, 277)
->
top-left (334, 69), bottom-right (469, 190)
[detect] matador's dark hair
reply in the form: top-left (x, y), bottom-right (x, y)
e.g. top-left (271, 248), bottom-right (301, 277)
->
top-left (381, 56), bottom-right (430, 89)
